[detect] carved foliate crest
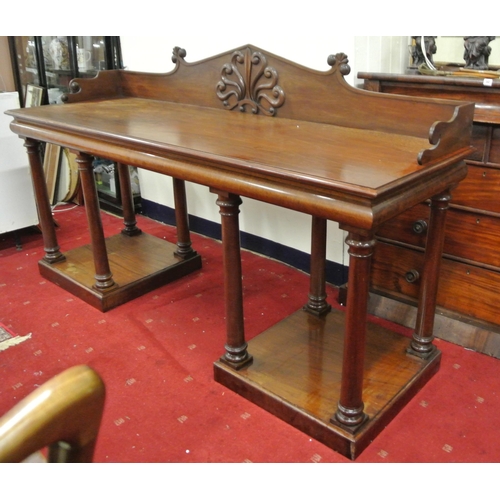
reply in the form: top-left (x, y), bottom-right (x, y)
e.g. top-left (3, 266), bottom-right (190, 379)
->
top-left (216, 49), bottom-right (285, 116)
top-left (61, 80), bottom-right (81, 102)
top-left (327, 53), bottom-right (351, 75)
top-left (172, 46), bottom-right (187, 64)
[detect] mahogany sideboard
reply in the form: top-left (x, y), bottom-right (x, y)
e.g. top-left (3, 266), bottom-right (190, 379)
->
top-left (359, 71), bottom-right (500, 359)
top-left (6, 46), bottom-right (474, 459)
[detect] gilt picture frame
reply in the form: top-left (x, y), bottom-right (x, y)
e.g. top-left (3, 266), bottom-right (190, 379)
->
top-left (42, 143), bottom-right (62, 205)
top-left (24, 84), bottom-right (45, 107)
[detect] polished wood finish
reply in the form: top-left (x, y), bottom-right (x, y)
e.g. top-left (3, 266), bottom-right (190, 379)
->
top-left (76, 151), bottom-right (115, 290)
top-left (360, 72), bottom-right (500, 123)
top-left (0, 365), bottom-right (105, 463)
top-left (360, 71), bottom-right (500, 358)
top-left (24, 138), bottom-right (65, 264)
top-left (173, 178), bottom-right (197, 259)
top-left (371, 240), bottom-right (500, 326)
top-left (304, 217), bottom-right (331, 316)
top-left (214, 308), bottom-right (440, 460)
top-left (213, 190), bottom-right (252, 369)
top-left (38, 232), bottom-right (202, 312)
top-left (410, 192), bottom-right (451, 357)
top-left (19, 134), bottom-right (200, 312)
top-left (6, 46), bottom-right (474, 458)
top-left (376, 201), bottom-right (500, 268)
top-left (117, 162), bottom-right (142, 237)
top-left (335, 232), bottom-right (375, 427)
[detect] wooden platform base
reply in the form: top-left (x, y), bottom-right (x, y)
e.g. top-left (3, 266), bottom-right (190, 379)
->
top-left (214, 308), bottom-right (440, 460)
top-left (38, 232), bottom-right (202, 311)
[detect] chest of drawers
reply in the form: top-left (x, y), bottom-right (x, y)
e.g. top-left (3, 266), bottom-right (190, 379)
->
top-left (359, 72), bottom-right (500, 358)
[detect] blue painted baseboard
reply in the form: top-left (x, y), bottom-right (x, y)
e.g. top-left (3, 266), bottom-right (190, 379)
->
top-left (141, 199), bottom-right (348, 286)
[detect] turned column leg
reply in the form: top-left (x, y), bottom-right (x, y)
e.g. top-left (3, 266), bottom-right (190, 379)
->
top-left (24, 138), bottom-right (65, 264)
top-left (213, 190), bottom-right (252, 370)
top-left (173, 178), bottom-right (197, 259)
top-left (76, 152), bottom-right (115, 290)
top-left (333, 231), bottom-right (375, 428)
top-left (304, 216), bottom-right (331, 316)
top-left (409, 191), bottom-right (451, 358)
top-left (117, 163), bottom-right (141, 237)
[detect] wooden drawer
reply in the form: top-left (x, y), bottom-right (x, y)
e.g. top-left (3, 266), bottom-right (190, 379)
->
top-left (371, 241), bottom-right (500, 325)
top-left (377, 204), bottom-right (500, 268)
top-left (468, 122), bottom-right (489, 163)
top-left (489, 126), bottom-right (500, 165)
top-left (453, 164), bottom-right (500, 213)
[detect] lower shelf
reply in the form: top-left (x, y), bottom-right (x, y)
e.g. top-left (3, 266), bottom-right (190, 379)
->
top-left (38, 232), bottom-right (202, 311)
top-left (214, 308), bottom-right (440, 460)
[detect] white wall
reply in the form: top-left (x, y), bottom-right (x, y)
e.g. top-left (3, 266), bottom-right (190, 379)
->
top-left (120, 35), bottom-right (409, 267)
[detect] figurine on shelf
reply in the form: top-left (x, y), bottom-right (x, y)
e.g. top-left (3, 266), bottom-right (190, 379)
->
top-left (411, 36), bottom-right (437, 67)
top-left (463, 37), bottom-right (496, 70)
top-left (49, 36), bottom-right (70, 71)
top-left (25, 40), bottom-right (37, 69)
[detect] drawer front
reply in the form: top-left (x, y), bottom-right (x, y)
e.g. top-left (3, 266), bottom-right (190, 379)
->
top-left (488, 125), bottom-right (500, 165)
top-left (468, 122), bottom-right (489, 163)
top-left (453, 164), bottom-right (500, 213)
top-left (371, 241), bottom-right (500, 326)
top-left (377, 204), bottom-right (500, 268)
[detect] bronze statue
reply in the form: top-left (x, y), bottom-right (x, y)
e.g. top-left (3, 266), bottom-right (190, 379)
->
top-left (463, 37), bottom-right (496, 70)
top-left (411, 36), bottom-right (437, 67)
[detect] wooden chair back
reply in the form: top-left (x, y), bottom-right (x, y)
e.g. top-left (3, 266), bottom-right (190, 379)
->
top-left (0, 365), bottom-right (105, 462)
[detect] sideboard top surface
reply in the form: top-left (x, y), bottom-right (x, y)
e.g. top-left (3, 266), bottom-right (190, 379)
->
top-left (6, 45), bottom-right (475, 230)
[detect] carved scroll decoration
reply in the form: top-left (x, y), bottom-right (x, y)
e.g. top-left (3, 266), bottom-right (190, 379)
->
top-left (216, 49), bottom-right (285, 116)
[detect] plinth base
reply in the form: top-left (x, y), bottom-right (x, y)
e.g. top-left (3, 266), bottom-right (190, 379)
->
top-left (214, 308), bottom-right (440, 460)
top-left (39, 232), bottom-right (202, 311)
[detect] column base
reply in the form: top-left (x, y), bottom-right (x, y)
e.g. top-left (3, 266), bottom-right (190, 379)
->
top-left (218, 353), bottom-right (254, 371)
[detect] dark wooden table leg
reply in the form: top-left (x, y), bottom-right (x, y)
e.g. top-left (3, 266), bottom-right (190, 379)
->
top-left (332, 231), bottom-right (375, 429)
top-left (24, 138), bottom-right (65, 264)
top-left (117, 163), bottom-right (141, 237)
top-left (304, 216), bottom-right (331, 316)
top-left (172, 178), bottom-right (197, 259)
top-left (75, 152), bottom-right (115, 291)
top-left (408, 191), bottom-right (451, 358)
top-left (213, 189), bottom-right (252, 370)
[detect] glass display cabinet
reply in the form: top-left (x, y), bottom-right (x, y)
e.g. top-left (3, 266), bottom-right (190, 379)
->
top-left (8, 36), bottom-right (140, 215)
top-left (9, 36), bottom-right (122, 106)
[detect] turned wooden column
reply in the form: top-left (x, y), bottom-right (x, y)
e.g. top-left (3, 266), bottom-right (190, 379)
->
top-left (75, 152), bottom-right (115, 290)
top-left (173, 178), bottom-right (197, 259)
top-left (304, 216), bottom-right (331, 316)
top-left (117, 163), bottom-right (141, 237)
top-left (409, 191), bottom-right (451, 357)
top-left (213, 189), bottom-right (252, 369)
top-left (333, 231), bottom-right (375, 428)
top-left (24, 138), bottom-right (65, 264)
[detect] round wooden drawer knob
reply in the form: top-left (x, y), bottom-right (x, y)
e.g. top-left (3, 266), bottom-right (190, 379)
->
top-left (412, 219), bottom-right (428, 234)
top-left (405, 269), bottom-right (420, 283)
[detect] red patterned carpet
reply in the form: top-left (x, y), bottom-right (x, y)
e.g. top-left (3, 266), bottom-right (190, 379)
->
top-left (1, 205), bottom-right (499, 466)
